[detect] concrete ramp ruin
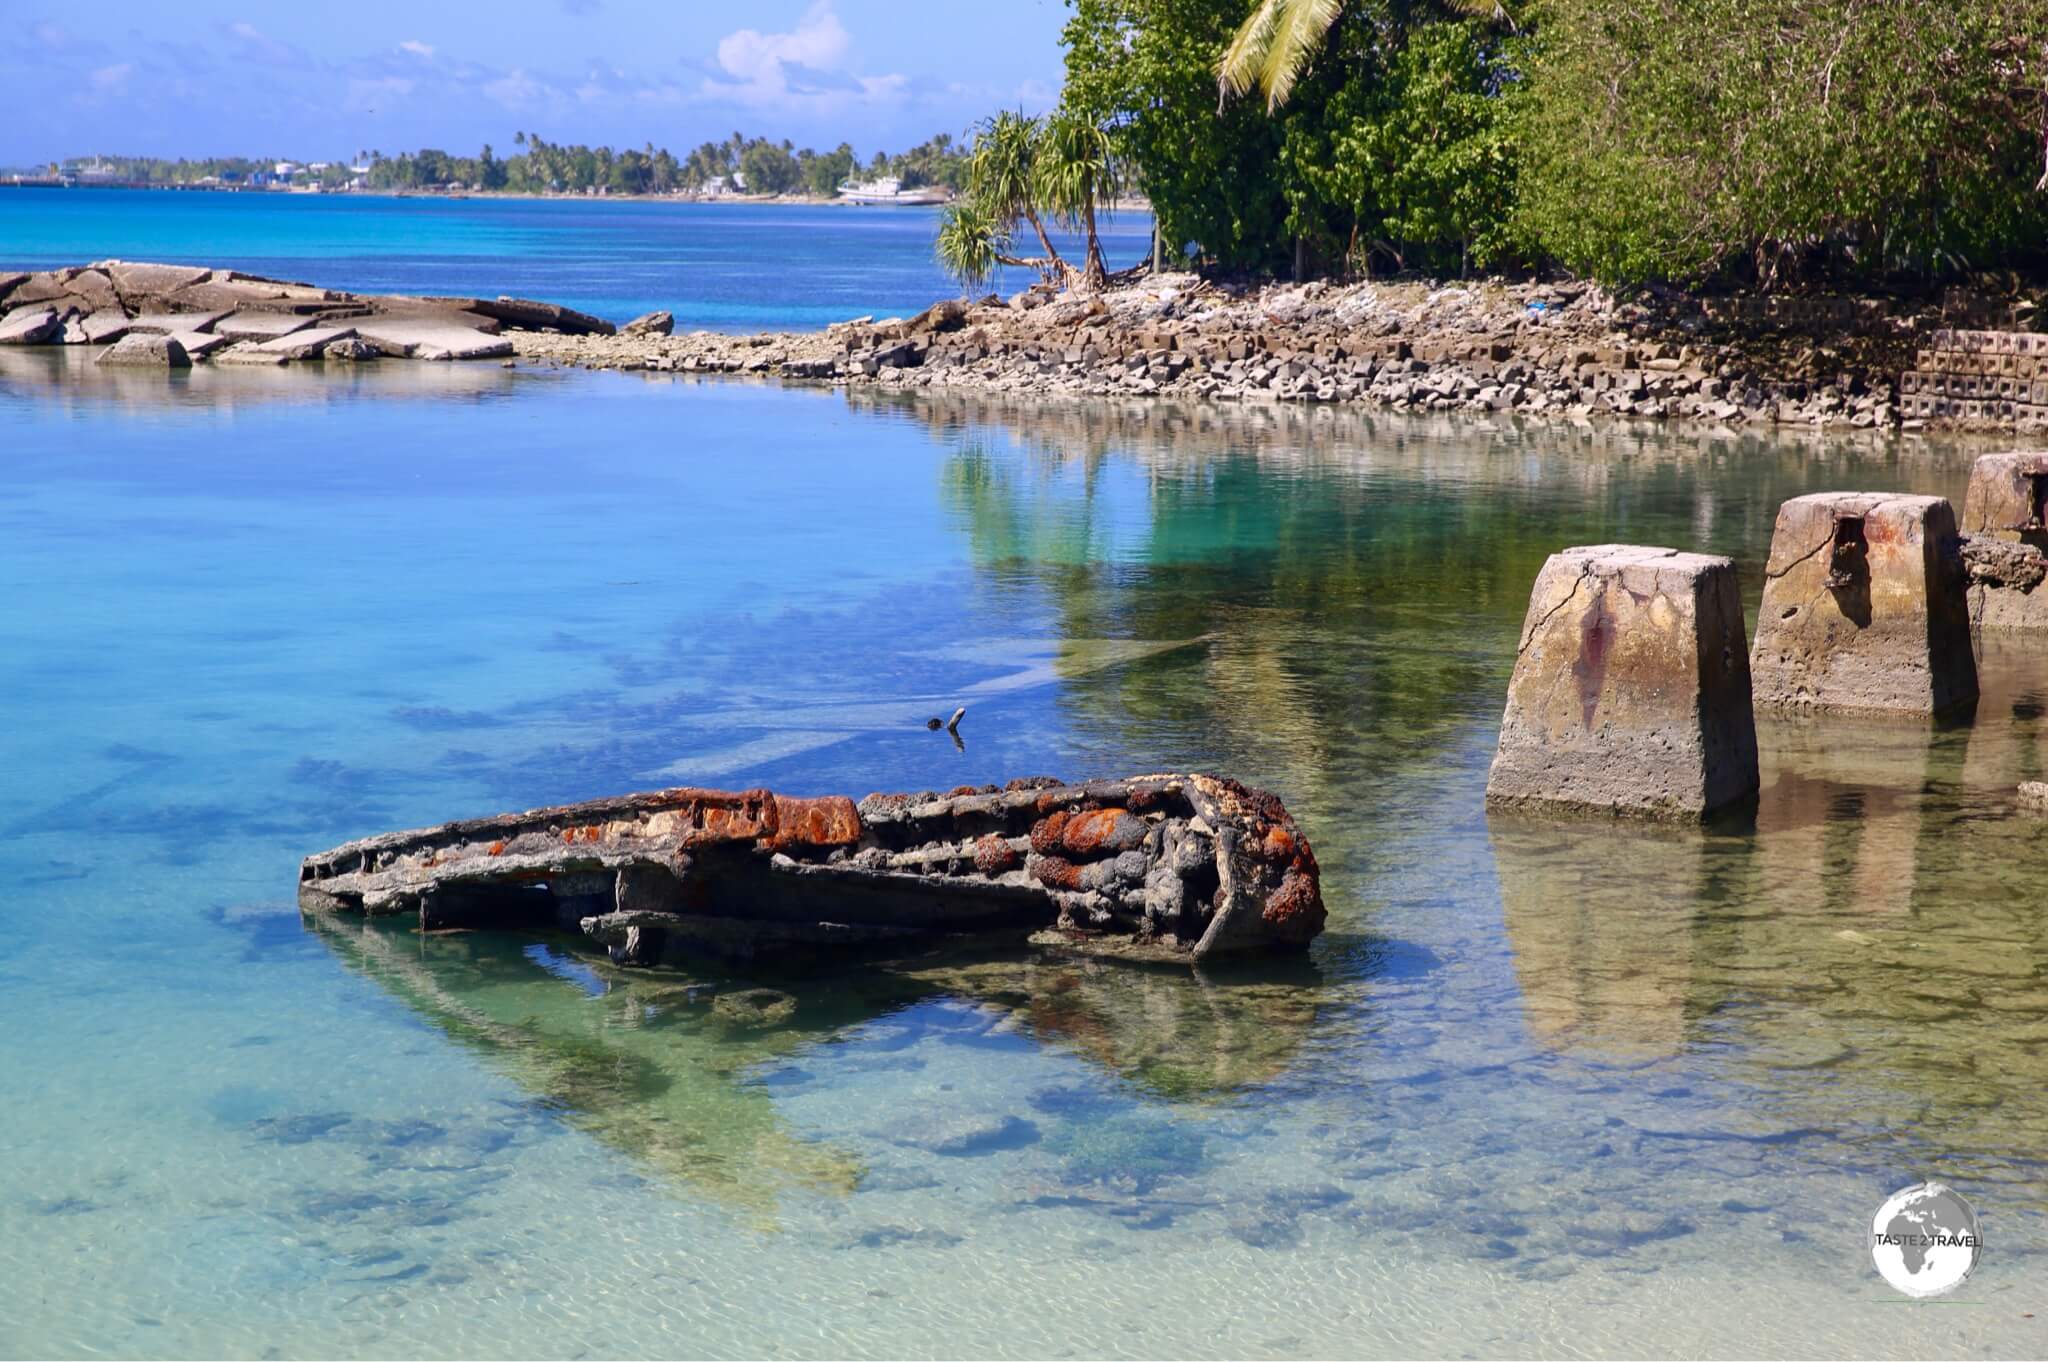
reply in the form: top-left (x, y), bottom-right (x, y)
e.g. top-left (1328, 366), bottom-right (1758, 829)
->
top-left (299, 774), bottom-right (1325, 966)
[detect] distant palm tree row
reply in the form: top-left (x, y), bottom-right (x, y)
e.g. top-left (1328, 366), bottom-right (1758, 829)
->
top-left (357, 130), bottom-right (969, 198)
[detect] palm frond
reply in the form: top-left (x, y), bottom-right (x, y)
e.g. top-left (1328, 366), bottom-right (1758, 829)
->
top-left (1256, 0), bottom-right (1346, 111)
top-left (935, 200), bottom-right (1001, 291)
top-left (1217, 0), bottom-right (1286, 102)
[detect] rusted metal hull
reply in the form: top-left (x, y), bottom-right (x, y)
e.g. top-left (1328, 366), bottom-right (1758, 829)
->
top-left (299, 774), bottom-right (1324, 966)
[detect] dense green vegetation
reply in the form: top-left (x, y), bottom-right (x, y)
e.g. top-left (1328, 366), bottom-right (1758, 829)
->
top-left (940, 0), bottom-right (2048, 291)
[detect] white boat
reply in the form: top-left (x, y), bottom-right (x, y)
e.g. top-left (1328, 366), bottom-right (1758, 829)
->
top-left (836, 175), bottom-right (948, 206)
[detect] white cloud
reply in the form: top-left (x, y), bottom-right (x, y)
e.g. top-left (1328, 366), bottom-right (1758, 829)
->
top-left (90, 63), bottom-right (134, 92)
top-left (342, 75), bottom-right (417, 112)
top-left (483, 68), bottom-right (555, 111)
top-left (700, 1), bottom-right (908, 112)
top-left (399, 39), bottom-right (435, 58)
top-left (715, 2), bottom-right (851, 88)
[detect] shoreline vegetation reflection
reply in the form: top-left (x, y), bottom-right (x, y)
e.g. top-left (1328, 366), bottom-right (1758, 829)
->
top-left (5, 359), bottom-right (2046, 1356)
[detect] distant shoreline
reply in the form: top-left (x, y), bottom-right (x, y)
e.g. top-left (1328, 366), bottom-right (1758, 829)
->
top-left (0, 180), bottom-right (1156, 214)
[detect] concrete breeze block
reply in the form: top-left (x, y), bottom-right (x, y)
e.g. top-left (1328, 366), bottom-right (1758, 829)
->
top-left (1487, 544), bottom-right (1759, 820)
top-left (1750, 493), bottom-right (1977, 714)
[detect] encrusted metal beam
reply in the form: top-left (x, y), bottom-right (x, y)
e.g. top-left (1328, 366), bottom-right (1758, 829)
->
top-left (299, 774), bottom-right (1324, 965)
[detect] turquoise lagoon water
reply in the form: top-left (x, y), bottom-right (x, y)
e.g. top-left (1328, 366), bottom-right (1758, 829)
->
top-left (0, 189), bottom-right (1153, 329)
top-left (3, 350), bottom-right (2047, 1358)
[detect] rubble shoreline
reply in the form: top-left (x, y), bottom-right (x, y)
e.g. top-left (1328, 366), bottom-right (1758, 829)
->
top-left (9, 258), bottom-right (2045, 436)
top-left (509, 274), bottom-right (2047, 436)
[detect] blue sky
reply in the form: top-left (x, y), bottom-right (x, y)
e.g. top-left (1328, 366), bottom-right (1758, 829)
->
top-left (2, 1), bottom-right (1071, 165)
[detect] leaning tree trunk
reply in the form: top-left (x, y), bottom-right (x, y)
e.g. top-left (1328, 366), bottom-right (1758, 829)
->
top-left (1025, 209), bottom-right (1067, 275)
top-left (1078, 197), bottom-right (1108, 292)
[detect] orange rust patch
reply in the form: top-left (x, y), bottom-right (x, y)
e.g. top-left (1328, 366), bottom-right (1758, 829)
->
top-left (972, 834), bottom-right (1017, 876)
top-left (487, 841), bottom-right (506, 857)
top-left (1030, 854), bottom-right (1085, 891)
top-left (1059, 807), bottom-right (1144, 855)
top-left (1029, 810), bottom-right (1070, 854)
top-left (765, 795), bottom-right (862, 851)
top-left (1261, 868), bottom-right (1325, 934)
top-left (677, 788), bottom-right (777, 847)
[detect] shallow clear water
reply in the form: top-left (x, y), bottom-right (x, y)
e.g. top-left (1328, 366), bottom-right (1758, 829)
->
top-left (0, 189), bottom-right (1153, 328)
top-left (3, 351), bottom-right (2045, 1358)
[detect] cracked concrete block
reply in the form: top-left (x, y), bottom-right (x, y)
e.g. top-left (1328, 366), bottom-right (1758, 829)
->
top-left (1751, 493), bottom-right (1976, 715)
top-left (1487, 544), bottom-right (1758, 820)
top-left (1960, 452), bottom-right (2048, 630)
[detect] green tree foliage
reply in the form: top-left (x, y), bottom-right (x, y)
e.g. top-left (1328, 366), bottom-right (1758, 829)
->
top-left (935, 197), bottom-right (1004, 290)
top-left (1062, 0), bottom-right (1521, 276)
top-left (738, 140), bottom-right (802, 195)
top-left (1302, 19), bottom-right (1526, 273)
top-left (936, 112), bottom-right (1072, 290)
top-left (85, 129), bottom-right (965, 200)
top-left (804, 143), bottom-right (858, 196)
top-left (934, 106), bottom-right (1128, 292)
top-left (1035, 111), bottom-right (1124, 286)
top-left (1517, 0), bottom-right (2048, 285)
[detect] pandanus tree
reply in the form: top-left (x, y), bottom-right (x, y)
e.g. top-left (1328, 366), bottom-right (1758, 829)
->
top-left (1035, 111), bottom-right (1122, 289)
top-left (936, 108), bottom-right (1121, 294)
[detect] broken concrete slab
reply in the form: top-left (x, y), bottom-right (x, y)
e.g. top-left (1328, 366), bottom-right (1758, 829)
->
top-left (166, 277), bottom-right (333, 316)
top-left (168, 331), bottom-right (230, 359)
top-left (353, 317), bottom-right (515, 360)
top-left (362, 298), bottom-right (504, 331)
top-left (126, 310), bottom-right (230, 336)
top-left (0, 308), bottom-right (63, 345)
top-left (79, 310), bottom-right (131, 345)
top-left (320, 336), bottom-right (379, 361)
top-left (7, 268), bottom-right (116, 312)
top-left (99, 260), bottom-right (212, 302)
top-left (256, 324), bottom-right (359, 360)
top-left (299, 775), bottom-right (1325, 967)
top-left (12, 258), bottom-right (628, 367)
top-left (1960, 452), bottom-right (2048, 630)
top-left (96, 333), bottom-right (191, 367)
top-left (1750, 493), bottom-right (1977, 716)
top-left (623, 309), bottom-right (675, 336)
top-left (213, 311), bottom-right (317, 343)
top-left (211, 343), bottom-right (289, 366)
top-left (1486, 544), bottom-right (1758, 820)
top-left (471, 295), bottom-right (615, 336)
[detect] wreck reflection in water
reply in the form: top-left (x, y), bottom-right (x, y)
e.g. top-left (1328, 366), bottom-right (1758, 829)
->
top-left (309, 914), bottom-right (1323, 1218)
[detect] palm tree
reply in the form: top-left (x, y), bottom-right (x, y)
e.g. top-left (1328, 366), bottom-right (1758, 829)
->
top-left (935, 199), bottom-right (1004, 292)
top-left (1034, 111), bottom-right (1121, 290)
top-left (1218, 0), bottom-right (1516, 111)
top-left (969, 112), bottom-right (1066, 272)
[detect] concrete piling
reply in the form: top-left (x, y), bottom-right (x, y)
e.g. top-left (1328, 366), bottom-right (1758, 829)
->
top-left (1960, 452), bottom-right (2048, 630)
top-left (1486, 544), bottom-right (1759, 820)
top-left (1750, 493), bottom-right (1977, 715)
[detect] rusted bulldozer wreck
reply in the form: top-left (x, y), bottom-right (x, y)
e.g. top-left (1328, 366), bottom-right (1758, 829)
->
top-left (299, 774), bottom-right (1324, 967)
